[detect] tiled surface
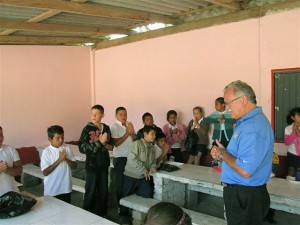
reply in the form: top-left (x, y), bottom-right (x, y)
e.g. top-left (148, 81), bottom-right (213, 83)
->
top-left (1, 196), bottom-right (118, 225)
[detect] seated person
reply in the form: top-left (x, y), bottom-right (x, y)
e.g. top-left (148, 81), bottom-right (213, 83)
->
top-left (144, 202), bottom-right (192, 225)
top-left (0, 126), bottom-right (22, 196)
top-left (137, 112), bottom-right (163, 140)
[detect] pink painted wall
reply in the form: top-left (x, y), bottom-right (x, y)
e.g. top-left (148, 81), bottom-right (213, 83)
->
top-left (93, 9), bottom-right (300, 135)
top-left (0, 46), bottom-right (91, 148)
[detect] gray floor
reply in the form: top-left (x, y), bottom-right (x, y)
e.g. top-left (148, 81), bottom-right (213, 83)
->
top-left (21, 180), bottom-right (300, 225)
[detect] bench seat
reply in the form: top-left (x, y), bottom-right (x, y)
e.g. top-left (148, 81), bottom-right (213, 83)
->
top-left (120, 194), bottom-right (226, 225)
top-left (22, 164), bottom-right (86, 193)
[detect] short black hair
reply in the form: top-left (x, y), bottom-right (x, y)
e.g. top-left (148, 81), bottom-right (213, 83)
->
top-left (167, 110), bottom-right (177, 122)
top-left (91, 104), bottom-right (104, 113)
top-left (47, 125), bottom-right (64, 139)
top-left (287, 107), bottom-right (300, 125)
top-left (116, 106), bottom-right (126, 115)
top-left (215, 97), bottom-right (225, 104)
top-left (155, 132), bottom-right (166, 142)
top-left (143, 125), bottom-right (156, 134)
top-left (142, 112), bottom-right (153, 122)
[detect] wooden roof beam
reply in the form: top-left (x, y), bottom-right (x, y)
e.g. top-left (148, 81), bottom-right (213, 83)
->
top-left (0, 19), bottom-right (129, 35)
top-left (202, 0), bottom-right (241, 11)
top-left (0, 35), bottom-right (96, 45)
top-left (0, 0), bottom-right (175, 24)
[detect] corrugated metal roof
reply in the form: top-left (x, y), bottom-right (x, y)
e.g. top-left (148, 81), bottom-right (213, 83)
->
top-left (0, 0), bottom-right (297, 47)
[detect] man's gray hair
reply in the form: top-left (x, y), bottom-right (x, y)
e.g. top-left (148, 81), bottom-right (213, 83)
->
top-left (224, 80), bottom-right (257, 104)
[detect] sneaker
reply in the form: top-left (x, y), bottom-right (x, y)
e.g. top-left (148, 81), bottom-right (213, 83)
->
top-left (286, 175), bottom-right (295, 181)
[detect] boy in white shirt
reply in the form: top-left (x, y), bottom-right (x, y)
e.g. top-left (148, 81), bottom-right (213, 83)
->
top-left (0, 126), bottom-right (22, 196)
top-left (110, 107), bottom-right (136, 206)
top-left (41, 125), bottom-right (77, 203)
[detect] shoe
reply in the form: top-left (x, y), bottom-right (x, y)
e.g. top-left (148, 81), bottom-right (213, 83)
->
top-left (286, 176), bottom-right (295, 181)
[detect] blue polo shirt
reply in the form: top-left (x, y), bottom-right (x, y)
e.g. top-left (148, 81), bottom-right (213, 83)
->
top-left (221, 107), bottom-right (274, 186)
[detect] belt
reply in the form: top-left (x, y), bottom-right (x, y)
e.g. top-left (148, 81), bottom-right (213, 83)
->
top-left (221, 182), bottom-right (266, 188)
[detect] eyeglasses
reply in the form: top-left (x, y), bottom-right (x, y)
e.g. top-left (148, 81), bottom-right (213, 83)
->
top-left (224, 95), bottom-right (244, 106)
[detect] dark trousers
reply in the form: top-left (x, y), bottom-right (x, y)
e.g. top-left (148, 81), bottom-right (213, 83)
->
top-left (220, 131), bottom-right (230, 148)
top-left (113, 157), bottom-right (127, 205)
top-left (83, 167), bottom-right (108, 216)
top-left (170, 148), bottom-right (183, 163)
top-left (223, 184), bottom-right (270, 225)
top-left (54, 193), bottom-right (71, 204)
top-left (119, 175), bottom-right (153, 216)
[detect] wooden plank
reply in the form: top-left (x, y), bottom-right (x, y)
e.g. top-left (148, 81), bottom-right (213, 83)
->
top-left (94, 0), bottom-right (300, 50)
top-left (0, 19), bottom-right (129, 35)
top-left (202, 0), bottom-right (241, 11)
top-left (0, 35), bottom-right (96, 45)
top-left (0, 0), bottom-right (175, 24)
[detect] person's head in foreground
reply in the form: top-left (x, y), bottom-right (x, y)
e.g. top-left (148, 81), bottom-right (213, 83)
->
top-left (143, 202), bottom-right (192, 225)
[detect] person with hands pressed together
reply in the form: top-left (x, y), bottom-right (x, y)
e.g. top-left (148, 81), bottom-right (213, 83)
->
top-left (110, 107), bottom-right (137, 209)
top-left (41, 125), bottom-right (77, 203)
top-left (210, 80), bottom-right (274, 225)
top-left (119, 125), bottom-right (157, 223)
top-left (0, 126), bottom-right (23, 196)
top-left (78, 105), bottom-right (113, 216)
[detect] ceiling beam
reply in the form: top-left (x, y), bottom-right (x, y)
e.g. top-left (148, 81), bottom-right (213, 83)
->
top-left (94, 0), bottom-right (300, 50)
top-left (201, 0), bottom-right (241, 11)
top-left (0, 35), bottom-right (96, 45)
top-left (0, 0), bottom-right (175, 24)
top-left (0, 19), bottom-right (129, 35)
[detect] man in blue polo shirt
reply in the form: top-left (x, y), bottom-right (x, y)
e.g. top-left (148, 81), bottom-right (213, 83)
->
top-left (211, 80), bottom-right (274, 225)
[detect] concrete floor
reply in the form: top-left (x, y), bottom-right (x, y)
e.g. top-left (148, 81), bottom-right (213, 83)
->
top-left (21, 181), bottom-right (300, 225)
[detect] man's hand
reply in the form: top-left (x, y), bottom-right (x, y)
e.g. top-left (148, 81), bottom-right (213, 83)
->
top-left (99, 132), bottom-right (108, 144)
top-left (58, 149), bottom-right (67, 162)
top-left (144, 172), bottom-right (151, 180)
top-left (210, 140), bottom-right (225, 160)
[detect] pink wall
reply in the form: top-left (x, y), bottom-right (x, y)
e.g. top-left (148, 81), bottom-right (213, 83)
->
top-left (0, 46), bottom-right (91, 148)
top-left (93, 9), bottom-right (300, 134)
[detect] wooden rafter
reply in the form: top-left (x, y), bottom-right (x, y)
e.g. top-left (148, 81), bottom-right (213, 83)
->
top-left (0, 19), bottom-right (129, 35)
top-left (0, 35), bottom-right (96, 45)
top-left (0, 0), bottom-right (175, 24)
top-left (202, 0), bottom-right (241, 11)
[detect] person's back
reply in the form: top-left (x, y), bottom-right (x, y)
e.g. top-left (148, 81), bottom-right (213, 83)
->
top-left (40, 125), bottom-right (77, 203)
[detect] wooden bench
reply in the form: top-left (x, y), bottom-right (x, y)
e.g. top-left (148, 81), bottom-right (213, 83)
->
top-left (120, 194), bottom-right (226, 225)
top-left (22, 164), bottom-right (86, 193)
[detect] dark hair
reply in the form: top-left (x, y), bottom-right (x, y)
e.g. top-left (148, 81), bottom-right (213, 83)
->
top-left (286, 107), bottom-right (300, 125)
top-left (144, 202), bottom-right (192, 225)
top-left (47, 125), bottom-right (64, 139)
top-left (116, 106), bottom-right (126, 115)
top-left (155, 133), bottom-right (166, 142)
top-left (142, 112), bottom-right (153, 122)
top-left (167, 110), bottom-right (177, 122)
top-left (224, 80), bottom-right (257, 104)
top-left (143, 125), bottom-right (156, 134)
top-left (0, 126), bottom-right (2, 130)
top-left (193, 106), bottom-right (203, 114)
top-left (215, 97), bottom-right (225, 104)
top-left (91, 104), bottom-right (104, 113)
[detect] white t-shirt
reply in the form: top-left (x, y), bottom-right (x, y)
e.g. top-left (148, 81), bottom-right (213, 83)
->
top-left (110, 121), bottom-right (134, 158)
top-left (0, 145), bottom-right (20, 196)
top-left (40, 144), bottom-right (76, 196)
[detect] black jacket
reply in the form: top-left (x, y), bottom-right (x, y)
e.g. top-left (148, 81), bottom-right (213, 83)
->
top-left (78, 122), bottom-right (113, 171)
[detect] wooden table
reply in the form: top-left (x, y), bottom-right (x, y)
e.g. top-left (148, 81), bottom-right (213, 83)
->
top-left (152, 163), bottom-right (300, 215)
top-left (2, 195), bottom-right (118, 225)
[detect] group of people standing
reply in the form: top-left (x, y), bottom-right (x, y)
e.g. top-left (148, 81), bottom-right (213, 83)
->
top-left (1, 80), bottom-right (300, 225)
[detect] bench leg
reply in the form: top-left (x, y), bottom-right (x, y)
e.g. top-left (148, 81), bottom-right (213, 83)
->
top-left (132, 210), bottom-right (145, 225)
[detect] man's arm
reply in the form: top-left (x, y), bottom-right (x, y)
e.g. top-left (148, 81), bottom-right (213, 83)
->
top-left (3, 160), bottom-right (23, 176)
